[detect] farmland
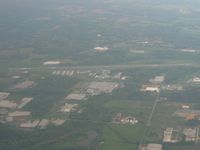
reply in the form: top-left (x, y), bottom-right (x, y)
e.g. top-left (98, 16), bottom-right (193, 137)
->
top-left (1, 0), bottom-right (200, 150)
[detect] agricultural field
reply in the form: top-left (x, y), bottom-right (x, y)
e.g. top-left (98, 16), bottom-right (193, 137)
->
top-left (1, 66), bottom-right (200, 149)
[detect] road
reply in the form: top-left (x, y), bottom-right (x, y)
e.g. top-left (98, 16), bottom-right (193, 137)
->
top-left (139, 93), bottom-right (160, 146)
top-left (9, 63), bottom-right (200, 71)
top-left (146, 93), bottom-right (160, 126)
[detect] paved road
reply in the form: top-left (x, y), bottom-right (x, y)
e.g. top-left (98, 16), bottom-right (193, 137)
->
top-left (146, 93), bottom-right (160, 126)
top-left (9, 63), bottom-right (200, 71)
top-left (139, 93), bottom-right (160, 146)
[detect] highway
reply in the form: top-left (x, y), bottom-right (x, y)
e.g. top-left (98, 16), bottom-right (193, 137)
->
top-left (9, 63), bottom-right (200, 71)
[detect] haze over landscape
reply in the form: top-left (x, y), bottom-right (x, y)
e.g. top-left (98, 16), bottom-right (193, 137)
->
top-left (1, 0), bottom-right (200, 150)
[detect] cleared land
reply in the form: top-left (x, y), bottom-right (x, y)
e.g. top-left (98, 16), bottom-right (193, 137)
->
top-left (0, 100), bottom-right (17, 108)
top-left (12, 81), bottom-right (34, 89)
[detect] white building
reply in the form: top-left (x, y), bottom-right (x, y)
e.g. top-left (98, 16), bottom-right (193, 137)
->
top-left (43, 61), bottom-right (61, 65)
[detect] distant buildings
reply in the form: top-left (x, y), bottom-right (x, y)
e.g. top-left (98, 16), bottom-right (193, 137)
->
top-left (174, 109), bottom-right (200, 120)
top-left (43, 61), bottom-right (61, 65)
top-left (140, 84), bottom-right (160, 93)
top-left (141, 75), bottom-right (165, 93)
top-left (141, 75), bottom-right (185, 93)
top-left (20, 118), bottom-right (66, 129)
top-left (65, 81), bottom-right (120, 101)
top-left (87, 82), bottom-right (119, 95)
top-left (163, 127), bottom-right (200, 143)
top-left (183, 128), bottom-right (199, 142)
top-left (149, 76), bottom-right (165, 84)
top-left (113, 113), bottom-right (138, 125)
top-left (182, 105), bottom-right (190, 109)
top-left (65, 93), bottom-right (87, 101)
top-left (60, 103), bottom-right (78, 112)
top-left (52, 69), bottom-right (128, 81)
top-left (161, 84), bottom-right (183, 91)
top-left (163, 128), bottom-right (179, 143)
top-left (188, 77), bottom-right (200, 83)
top-left (140, 144), bottom-right (162, 150)
top-left (146, 144), bottom-right (162, 150)
top-left (94, 46), bottom-right (109, 52)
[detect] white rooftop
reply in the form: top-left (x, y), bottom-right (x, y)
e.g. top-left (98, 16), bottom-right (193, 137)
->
top-left (43, 61), bottom-right (61, 65)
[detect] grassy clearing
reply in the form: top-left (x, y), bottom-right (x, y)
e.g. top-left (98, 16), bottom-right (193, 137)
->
top-left (104, 100), bottom-right (154, 123)
top-left (101, 124), bottom-right (144, 150)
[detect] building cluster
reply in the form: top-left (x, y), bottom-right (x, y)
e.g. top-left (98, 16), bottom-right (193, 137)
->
top-left (52, 70), bottom-right (75, 76)
top-left (140, 144), bottom-right (162, 150)
top-left (43, 61), bottom-right (61, 65)
top-left (192, 77), bottom-right (200, 83)
top-left (65, 81), bottom-right (120, 101)
top-left (183, 128), bottom-right (200, 142)
top-left (149, 76), bottom-right (165, 84)
top-left (140, 84), bottom-right (160, 93)
top-left (52, 69), bottom-right (129, 80)
top-left (140, 75), bottom-right (165, 93)
top-left (0, 92), bottom-right (32, 124)
top-left (188, 77), bottom-right (200, 83)
top-left (163, 127), bottom-right (200, 143)
top-left (113, 113), bottom-right (138, 125)
top-left (86, 82), bottom-right (119, 96)
top-left (162, 105), bottom-right (200, 144)
top-left (0, 92), bottom-right (66, 129)
top-left (174, 109), bottom-right (200, 121)
top-left (160, 84), bottom-right (183, 91)
top-left (60, 103), bottom-right (78, 112)
top-left (64, 81), bottom-right (121, 115)
top-left (163, 128), bottom-right (179, 143)
top-left (141, 75), bottom-right (185, 93)
top-left (20, 118), bottom-right (65, 129)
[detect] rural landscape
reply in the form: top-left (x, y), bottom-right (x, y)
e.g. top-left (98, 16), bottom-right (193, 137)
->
top-left (1, 0), bottom-right (200, 150)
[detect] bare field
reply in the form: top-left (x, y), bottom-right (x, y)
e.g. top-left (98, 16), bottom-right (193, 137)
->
top-left (12, 81), bottom-right (34, 89)
top-left (0, 100), bottom-right (17, 108)
top-left (65, 93), bottom-right (87, 100)
top-left (8, 111), bottom-right (31, 117)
